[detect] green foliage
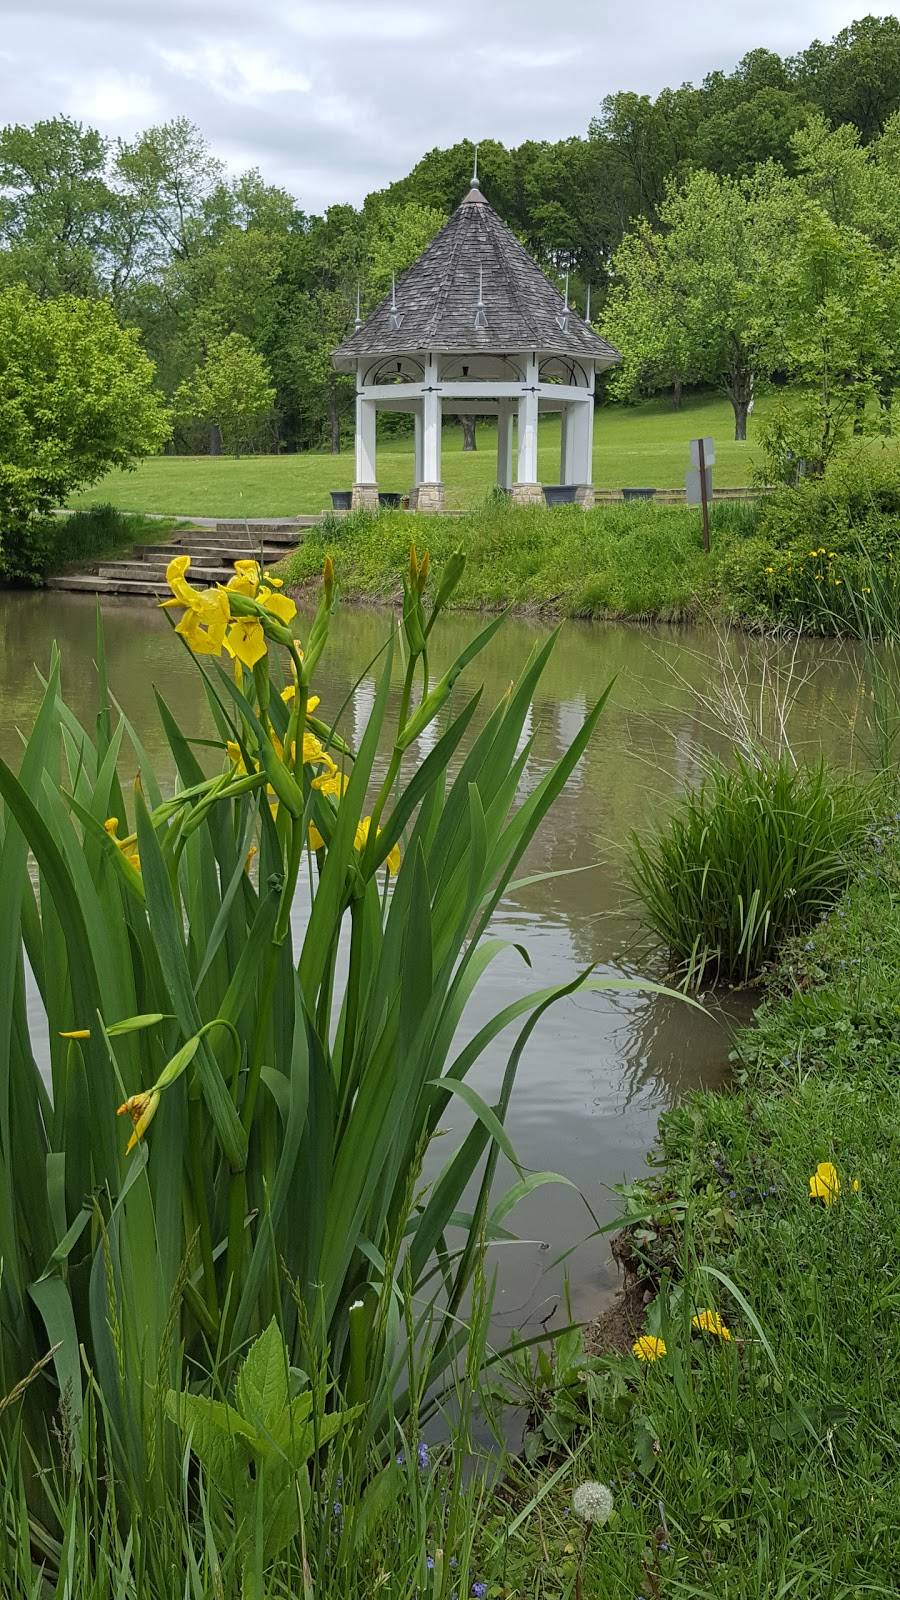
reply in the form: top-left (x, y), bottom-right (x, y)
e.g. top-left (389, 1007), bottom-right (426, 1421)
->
top-left (280, 497), bottom-right (758, 622)
top-left (0, 550), bottom-right (660, 1512)
top-left (628, 753), bottom-right (870, 986)
top-left (0, 284), bottom-right (170, 580)
top-left (721, 450), bottom-right (900, 630)
top-left (174, 332), bottom-right (276, 455)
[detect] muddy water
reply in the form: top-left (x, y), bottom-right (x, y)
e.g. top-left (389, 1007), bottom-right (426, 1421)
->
top-left (0, 591), bottom-right (866, 1329)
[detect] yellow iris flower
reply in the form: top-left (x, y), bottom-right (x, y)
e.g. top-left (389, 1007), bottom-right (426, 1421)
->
top-left (808, 1160), bottom-right (840, 1206)
top-left (117, 1089), bottom-right (161, 1154)
top-left (354, 816), bottom-right (401, 874)
top-left (104, 817), bottom-right (141, 874)
top-left (224, 618), bottom-right (267, 669)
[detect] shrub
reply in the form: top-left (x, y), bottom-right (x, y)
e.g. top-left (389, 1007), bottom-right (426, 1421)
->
top-left (721, 450), bottom-right (900, 630)
top-left (628, 753), bottom-right (871, 987)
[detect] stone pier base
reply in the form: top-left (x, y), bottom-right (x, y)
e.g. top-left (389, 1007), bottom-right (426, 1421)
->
top-left (351, 483), bottom-right (379, 512)
top-left (510, 482), bottom-right (545, 508)
top-left (574, 484), bottom-right (596, 510)
top-left (411, 482), bottom-right (446, 512)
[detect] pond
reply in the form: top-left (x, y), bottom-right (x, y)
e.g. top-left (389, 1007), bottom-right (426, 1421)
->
top-left (0, 590), bottom-right (868, 1333)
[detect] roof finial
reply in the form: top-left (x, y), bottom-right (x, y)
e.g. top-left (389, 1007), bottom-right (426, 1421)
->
top-left (354, 282), bottom-right (362, 330)
top-left (556, 269), bottom-right (571, 332)
top-left (584, 283), bottom-right (591, 324)
top-left (389, 271), bottom-right (404, 330)
top-left (474, 262), bottom-right (488, 330)
top-left (471, 141), bottom-right (480, 189)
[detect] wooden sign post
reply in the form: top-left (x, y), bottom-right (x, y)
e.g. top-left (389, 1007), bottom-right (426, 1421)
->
top-left (686, 437), bottom-right (715, 552)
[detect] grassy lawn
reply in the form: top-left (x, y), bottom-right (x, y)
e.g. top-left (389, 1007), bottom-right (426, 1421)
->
top-left (70, 391), bottom-right (764, 517)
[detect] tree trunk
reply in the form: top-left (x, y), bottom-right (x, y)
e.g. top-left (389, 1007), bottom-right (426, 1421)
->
top-left (726, 366), bottom-right (754, 442)
top-left (208, 424), bottom-right (222, 456)
top-left (458, 415), bottom-right (477, 451)
top-left (878, 375), bottom-right (894, 435)
top-left (328, 383), bottom-right (341, 454)
top-left (671, 378), bottom-right (683, 411)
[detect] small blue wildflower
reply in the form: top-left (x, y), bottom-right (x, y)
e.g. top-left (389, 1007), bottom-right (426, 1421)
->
top-left (426, 1556), bottom-right (435, 1570)
top-left (332, 1501), bottom-right (342, 1518)
top-left (417, 1441), bottom-right (431, 1470)
top-left (450, 1558), bottom-right (458, 1569)
top-left (396, 1450), bottom-right (405, 1466)
top-left (659, 1540), bottom-right (669, 1552)
top-left (471, 1585), bottom-right (487, 1598)
top-left (804, 941), bottom-right (813, 951)
top-left (728, 1188), bottom-right (737, 1199)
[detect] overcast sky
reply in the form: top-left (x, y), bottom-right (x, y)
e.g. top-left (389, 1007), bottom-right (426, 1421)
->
top-left (1, 1), bottom-right (875, 212)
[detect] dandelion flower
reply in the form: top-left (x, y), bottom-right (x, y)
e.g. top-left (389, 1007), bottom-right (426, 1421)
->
top-left (809, 1160), bottom-right (840, 1206)
top-left (632, 1334), bottom-right (666, 1362)
top-left (852, 1177), bottom-right (861, 1193)
top-left (572, 1481), bottom-right (614, 1525)
top-left (691, 1309), bottom-right (732, 1341)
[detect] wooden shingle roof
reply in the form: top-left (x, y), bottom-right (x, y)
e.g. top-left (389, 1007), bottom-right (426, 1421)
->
top-left (332, 185), bottom-right (620, 370)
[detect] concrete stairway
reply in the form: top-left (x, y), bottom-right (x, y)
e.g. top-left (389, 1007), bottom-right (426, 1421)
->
top-left (48, 520), bottom-right (310, 598)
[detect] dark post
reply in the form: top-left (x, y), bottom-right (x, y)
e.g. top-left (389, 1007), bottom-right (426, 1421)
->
top-left (698, 437), bottom-right (711, 553)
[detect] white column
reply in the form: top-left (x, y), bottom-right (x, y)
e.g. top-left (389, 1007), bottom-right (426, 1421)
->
top-left (516, 354), bottom-right (539, 485)
top-left (413, 406), bottom-right (424, 487)
top-left (496, 404), bottom-right (513, 489)
top-left (560, 405), bottom-right (577, 485)
top-left (354, 396), bottom-right (376, 484)
top-left (571, 397), bottom-right (594, 485)
top-left (422, 356), bottom-right (442, 484)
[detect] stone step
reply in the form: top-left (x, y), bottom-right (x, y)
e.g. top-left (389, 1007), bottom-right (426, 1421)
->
top-left (135, 544), bottom-right (293, 564)
top-left (215, 519), bottom-right (314, 534)
top-left (97, 561), bottom-right (235, 585)
top-left (48, 575), bottom-right (168, 597)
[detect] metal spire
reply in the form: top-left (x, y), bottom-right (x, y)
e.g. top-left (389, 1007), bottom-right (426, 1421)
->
top-left (471, 142), bottom-right (480, 189)
top-left (354, 282), bottom-right (362, 330)
top-left (474, 262), bottom-right (488, 330)
top-left (556, 269), bottom-right (571, 332)
top-left (584, 283), bottom-right (591, 323)
top-left (390, 271), bottom-right (403, 330)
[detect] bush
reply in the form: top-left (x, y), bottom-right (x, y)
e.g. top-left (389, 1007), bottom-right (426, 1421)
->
top-left (0, 505), bottom-right (169, 584)
top-left (628, 753), bottom-right (871, 987)
top-left (721, 450), bottom-right (900, 630)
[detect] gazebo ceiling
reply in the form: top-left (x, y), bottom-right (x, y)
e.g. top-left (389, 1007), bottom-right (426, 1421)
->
top-left (332, 183), bottom-right (621, 372)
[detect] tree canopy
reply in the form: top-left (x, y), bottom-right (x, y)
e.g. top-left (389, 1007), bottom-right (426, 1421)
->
top-left (0, 14), bottom-right (899, 454)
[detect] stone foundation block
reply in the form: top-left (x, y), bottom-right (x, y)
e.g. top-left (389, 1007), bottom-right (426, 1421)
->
top-left (412, 482), bottom-right (446, 512)
top-left (510, 482), bottom-right (546, 508)
top-left (574, 484), bottom-right (596, 510)
top-left (351, 483), bottom-right (379, 512)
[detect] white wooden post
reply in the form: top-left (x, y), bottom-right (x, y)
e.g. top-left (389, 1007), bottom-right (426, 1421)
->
top-left (572, 396), bottom-right (595, 508)
top-left (418, 353), bottom-right (444, 509)
top-left (413, 406), bottom-right (424, 487)
top-left (496, 404), bottom-right (513, 489)
top-left (513, 353), bottom-right (542, 505)
top-left (560, 405), bottom-right (576, 485)
top-left (352, 388), bottom-right (379, 510)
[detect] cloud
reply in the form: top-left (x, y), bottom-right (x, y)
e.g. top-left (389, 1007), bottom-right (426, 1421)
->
top-left (0, 0), bottom-right (872, 213)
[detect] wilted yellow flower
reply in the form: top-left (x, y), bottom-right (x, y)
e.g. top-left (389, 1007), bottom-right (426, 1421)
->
top-left (59, 1028), bottom-right (90, 1040)
top-left (225, 618), bottom-right (267, 669)
top-left (632, 1334), bottom-right (666, 1362)
top-left (117, 1089), bottom-right (161, 1154)
top-left (691, 1309), bottom-right (731, 1341)
top-left (809, 1160), bottom-right (840, 1206)
top-left (104, 818), bottom-right (141, 874)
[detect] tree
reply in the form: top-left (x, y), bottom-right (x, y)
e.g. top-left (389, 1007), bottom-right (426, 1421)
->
top-left (0, 285), bottom-right (170, 577)
top-left (0, 117), bottom-right (113, 297)
top-left (174, 333), bottom-right (275, 456)
top-left (602, 167), bottom-right (794, 438)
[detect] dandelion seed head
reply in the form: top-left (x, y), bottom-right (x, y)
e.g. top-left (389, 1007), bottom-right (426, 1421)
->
top-left (572, 1480), bottom-right (614, 1525)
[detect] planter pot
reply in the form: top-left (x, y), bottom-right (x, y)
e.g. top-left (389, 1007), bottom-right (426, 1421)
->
top-left (329, 490), bottom-right (352, 510)
top-left (622, 487), bottom-right (656, 501)
top-left (378, 492), bottom-right (402, 509)
top-left (542, 485), bottom-right (577, 507)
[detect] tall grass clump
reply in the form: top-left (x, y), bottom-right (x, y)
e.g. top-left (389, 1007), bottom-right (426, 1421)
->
top-left (628, 753), bottom-right (870, 987)
top-left (0, 541), bottom-right (661, 1552)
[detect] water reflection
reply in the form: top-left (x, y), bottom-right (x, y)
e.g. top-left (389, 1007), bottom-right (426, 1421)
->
top-left (0, 591), bottom-right (863, 1327)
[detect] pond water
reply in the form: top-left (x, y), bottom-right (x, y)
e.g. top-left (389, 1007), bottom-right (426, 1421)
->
top-left (0, 591), bottom-right (868, 1332)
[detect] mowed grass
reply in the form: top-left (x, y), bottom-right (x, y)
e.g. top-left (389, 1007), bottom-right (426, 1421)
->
top-left (70, 392), bottom-right (764, 517)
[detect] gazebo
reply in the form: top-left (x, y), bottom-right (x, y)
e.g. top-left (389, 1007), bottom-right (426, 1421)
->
top-left (332, 172), bottom-right (620, 511)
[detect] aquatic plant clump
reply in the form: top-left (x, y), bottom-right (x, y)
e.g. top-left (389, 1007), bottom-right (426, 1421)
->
top-left (628, 752), bottom-right (871, 987)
